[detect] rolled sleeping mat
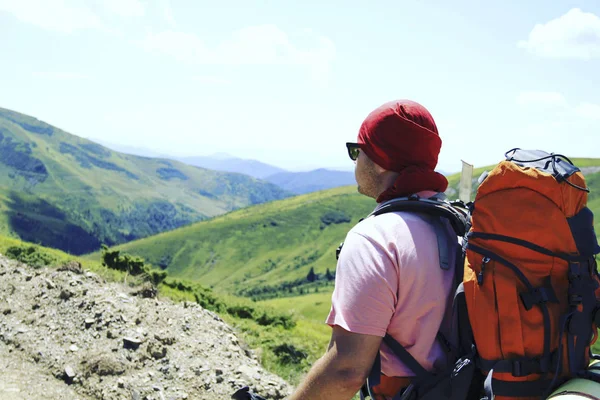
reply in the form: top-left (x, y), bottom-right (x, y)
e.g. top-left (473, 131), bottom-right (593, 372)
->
top-left (548, 362), bottom-right (600, 399)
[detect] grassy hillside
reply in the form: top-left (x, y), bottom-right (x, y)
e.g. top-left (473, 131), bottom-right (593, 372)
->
top-left (99, 157), bottom-right (600, 296)
top-left (0, 107), bottom-right (291, 254)
top-left (95, 185), bottom-right (377, 295)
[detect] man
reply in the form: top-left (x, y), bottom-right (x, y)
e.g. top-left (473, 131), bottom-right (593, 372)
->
top-left (287, 99), bottom-right (455, 400)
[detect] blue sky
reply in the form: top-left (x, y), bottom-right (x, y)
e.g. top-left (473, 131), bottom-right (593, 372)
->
top-left (0, 0), bottom-right (598, 173)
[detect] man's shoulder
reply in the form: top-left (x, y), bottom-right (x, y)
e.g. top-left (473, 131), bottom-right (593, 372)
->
top-left (350, 209), bottom-right (432, 239)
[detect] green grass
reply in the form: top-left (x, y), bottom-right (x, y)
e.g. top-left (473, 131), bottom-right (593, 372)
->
top-left (260, 291), bottom-right (334, 321)
top-left (226, 316), bottom-right (332, 383)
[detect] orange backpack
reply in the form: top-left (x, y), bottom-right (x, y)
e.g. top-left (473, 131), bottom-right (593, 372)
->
top-left (464, 148), bottom-right (600, 399)
top-left (359, 148), bottom-right (600, 400)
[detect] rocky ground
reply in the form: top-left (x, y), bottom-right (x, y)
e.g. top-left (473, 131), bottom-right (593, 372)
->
top-left (0, 256), bottom-right (293, 400)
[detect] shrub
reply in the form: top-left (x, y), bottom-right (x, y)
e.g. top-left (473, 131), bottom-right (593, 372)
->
top-left (164, 279), bottom-right (194, 292)
top-left (271, 343), bottom-right (308, 365)
top-left (148, 270), bottom-right (167, 286)
top-left (100, 245), bottom-right (167, 286)
top-left (194, 287), bottom-right (224, 312)
top-left (101, 245), bottom-right (145, 275)
top-left (320, 210), bottom-right (351, 226)
top-left (226, 304), bottom-right (255, 319)
top-left (192, 285), bottom-right (296, 329)
top-left (5, 245), bottom-right (56, 268)
top-left (255, 310), bottom-right (296, 329)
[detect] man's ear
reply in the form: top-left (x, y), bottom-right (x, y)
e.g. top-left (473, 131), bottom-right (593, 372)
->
top-left (372, 161), bottom-right (387, 174)
top-left (374, 163), bottom-right (398, 182)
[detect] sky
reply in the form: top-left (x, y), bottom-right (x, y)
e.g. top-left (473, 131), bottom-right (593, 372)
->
top-left (0, 0), bottom-right (598, 173)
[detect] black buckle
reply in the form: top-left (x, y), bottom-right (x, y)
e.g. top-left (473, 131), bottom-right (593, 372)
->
top-left (511, 359), bottom-right (541, 377)
top-left (520, 284), bottom-right (559, 311)
top-left (569, 294), bottom-right (583, 306)
top-left (569, 262), bottom-right (581, 280)
top-left (512, 361), bottom-right (524, 377)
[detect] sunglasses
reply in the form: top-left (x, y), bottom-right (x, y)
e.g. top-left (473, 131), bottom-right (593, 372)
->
top-left (346, 142), bottom-right (361, 161)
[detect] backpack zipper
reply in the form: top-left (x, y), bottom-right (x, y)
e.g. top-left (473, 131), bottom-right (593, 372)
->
top-left (478, 256), bottom-right (490, 285)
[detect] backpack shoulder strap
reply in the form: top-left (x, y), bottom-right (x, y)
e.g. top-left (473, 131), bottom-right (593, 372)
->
top-left (371, 194), bottom-right (470, 237)
top-left (360, 195), bottom-right (472, 398)
top-left (371, 194), bottom-right (470, 272)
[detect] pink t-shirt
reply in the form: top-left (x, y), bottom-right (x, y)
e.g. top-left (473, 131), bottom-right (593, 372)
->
top-left (326, 194), bottom-right (456, 378)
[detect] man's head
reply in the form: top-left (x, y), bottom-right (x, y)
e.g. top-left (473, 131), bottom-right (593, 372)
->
top-left (348, 99), bottom-right (444, 200)
top-left (346, 144), bottom-right (395, 198)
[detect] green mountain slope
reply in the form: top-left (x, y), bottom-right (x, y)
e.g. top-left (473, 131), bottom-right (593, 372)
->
top-left (0, 107), bottom-right (291, 254)
top-left (102, 185), bottom-right (376, 293)
top-left (103, 157), bottom-right (600, 299)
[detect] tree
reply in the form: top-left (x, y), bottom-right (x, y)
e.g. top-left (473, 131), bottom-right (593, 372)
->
top-left (307, 267), bottom-right (316, 282)
top-left (325, 268), bottom-right (334, 281)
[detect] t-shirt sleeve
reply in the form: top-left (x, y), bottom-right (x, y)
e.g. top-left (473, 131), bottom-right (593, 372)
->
top-left (325, 229), bottom-right (399, 337)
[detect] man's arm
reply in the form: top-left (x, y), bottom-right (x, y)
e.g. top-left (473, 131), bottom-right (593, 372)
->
top-left (287, 325), bottom-right (383, 400)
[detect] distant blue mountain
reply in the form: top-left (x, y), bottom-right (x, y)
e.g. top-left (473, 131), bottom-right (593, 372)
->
top-left (265, 168), bottom-right (356, 194)
top-left (86, 142), bottom-right (285, 179)
top-left (177, 155), bottom-right (287, 179)
top-left (89, 140), bottom-right (357, 192)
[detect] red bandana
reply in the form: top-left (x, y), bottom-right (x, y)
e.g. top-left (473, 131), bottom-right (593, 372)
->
top-left (357, 100), bottom-right (448, 203)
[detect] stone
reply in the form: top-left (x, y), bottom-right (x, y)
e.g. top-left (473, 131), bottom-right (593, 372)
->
top-left (64, 365), bottom-right (76, 382)
top-left (154, 333), bottom-right (175, 346)
top-left (58, 261), bottom-right (83, 274)
top-left (123, 336), bottom-right (143, 349)
top-left (59, 289), bottom-right (75, 300)
top-left (147, 342), bottom-right (167, 360)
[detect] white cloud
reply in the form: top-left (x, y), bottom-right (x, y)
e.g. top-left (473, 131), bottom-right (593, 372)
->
top-left (517, 91), bottom-right (599, 118)
top-left (518, 8), bottom-right (600, 59)
top-left (140, 30), bottom-right (204, 62)
top-left (517, 90), bottom-right (599, 117)
top-left (0, 0), bottom-right (104, 33)
top-left (156, 0), bottom-right (175, 26)
top-left (516, 91), bottom-right (567, 108)
top-left (192, 75), bottom-right (232, 85)
top-left (515, 91), bottom-right (599, 147)
top-left (139, 25), bottom-right (335, 79)
top-left (0, 0), bottom-right (145, 33)
top-left (99, 0), bottom-right (145, 17)
top-left (33, 71), bottom-right (90, 80)
top-left (575, 102), bottom-right (600, 120)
